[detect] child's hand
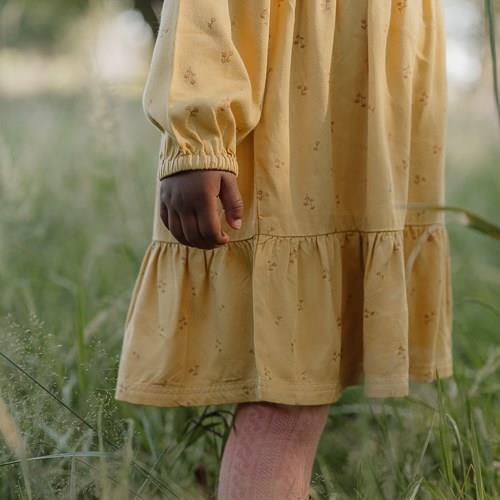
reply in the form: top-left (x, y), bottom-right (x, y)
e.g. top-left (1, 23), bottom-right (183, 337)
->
top-left (159, 170), bottom-right (244, 249)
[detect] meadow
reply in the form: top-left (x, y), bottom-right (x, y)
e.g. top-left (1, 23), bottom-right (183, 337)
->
top-left (0, 80), bottom-right (498, 498)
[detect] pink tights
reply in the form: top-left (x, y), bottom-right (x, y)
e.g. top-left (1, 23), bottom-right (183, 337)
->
top-left (217, 401), bottom-right (330, 499)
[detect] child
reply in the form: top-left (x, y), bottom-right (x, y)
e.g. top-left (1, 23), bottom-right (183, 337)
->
top-left (115, 0), bottom-right (453, 497)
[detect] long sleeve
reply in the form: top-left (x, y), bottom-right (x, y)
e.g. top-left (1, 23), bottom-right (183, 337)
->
top-left (142, 0), bottom-right (272, 180)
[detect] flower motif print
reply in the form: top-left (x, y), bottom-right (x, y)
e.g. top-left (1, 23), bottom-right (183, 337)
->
top-left (294, 33), bottom-right (306, 48)
top-left (396, 0), bottom-right (408, 12)
top-left (183, 66), bottom-right (197, 85)
top-left (220, 50), bottom-right (233, 63)
top-left (303, 194), bottom-right (316, 210)
top-left (297, 84), bottom-right (308, 96)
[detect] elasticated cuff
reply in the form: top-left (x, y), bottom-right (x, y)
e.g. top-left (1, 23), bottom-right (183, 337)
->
top-left (159, 144), bottom-right (239, 180)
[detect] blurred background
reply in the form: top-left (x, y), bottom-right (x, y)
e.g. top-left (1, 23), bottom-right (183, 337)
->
top-left (0, 0), bottom-right (499, 498)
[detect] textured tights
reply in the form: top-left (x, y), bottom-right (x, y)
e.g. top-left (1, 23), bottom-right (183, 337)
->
top-left (217, 401), bottom-right (330, 500)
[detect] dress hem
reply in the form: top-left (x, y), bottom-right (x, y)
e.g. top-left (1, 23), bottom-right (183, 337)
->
top-left (114, 363), bottom-right (453, 408)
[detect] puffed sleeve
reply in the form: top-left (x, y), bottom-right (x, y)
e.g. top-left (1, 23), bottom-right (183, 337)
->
top-left (142, 0), bottom-right (272, 180)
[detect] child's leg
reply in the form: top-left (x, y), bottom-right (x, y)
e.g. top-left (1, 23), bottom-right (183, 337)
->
top-left (217, 401), bottom-right (330, 500)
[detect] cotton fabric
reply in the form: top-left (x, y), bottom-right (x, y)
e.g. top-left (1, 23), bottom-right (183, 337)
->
top-left (115, 0), bottom-right (454, 407)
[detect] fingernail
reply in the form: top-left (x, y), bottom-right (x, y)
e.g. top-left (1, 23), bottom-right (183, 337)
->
top-left (234, 219), bottom-right (242, 229)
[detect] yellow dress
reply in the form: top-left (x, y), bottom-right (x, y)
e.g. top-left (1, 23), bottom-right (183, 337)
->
top-left (115, 0), bottom-right (453, 407)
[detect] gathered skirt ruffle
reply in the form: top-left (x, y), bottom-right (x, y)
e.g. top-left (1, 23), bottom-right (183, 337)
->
top-left (114, 223), bottom-right (453, 408)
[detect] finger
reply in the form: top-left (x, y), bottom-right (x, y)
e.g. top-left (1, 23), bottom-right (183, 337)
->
top-left (196, 195), bottom-right (229, 247)
top-left (219, 173), bottom-right (244, 229)
top-left (160, 202), bottom-right (170, 230)
top-left (168, 209), bottom-right (190, 246)
top-left (178, 210), bottom-right (205, 249)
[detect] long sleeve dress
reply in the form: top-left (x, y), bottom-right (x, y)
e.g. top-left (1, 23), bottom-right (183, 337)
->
top-left (114, 0), bottom-right (454, 408)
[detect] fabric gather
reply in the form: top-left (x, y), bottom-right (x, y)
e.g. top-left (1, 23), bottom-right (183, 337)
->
top-left (115, 223), bottom-right (453, 408)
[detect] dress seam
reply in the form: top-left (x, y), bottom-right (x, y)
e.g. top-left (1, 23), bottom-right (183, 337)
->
top-left (151, 223), bottom-right (447, 244)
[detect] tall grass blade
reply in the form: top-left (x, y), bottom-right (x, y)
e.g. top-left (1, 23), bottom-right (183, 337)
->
top-left (405, 203), bottom-right (500, 241)
top-left (97, 402), bottom-right (112, 500)
top-left (116, 418), bottom-right (134, 500)
top-left (466, 398), bottom-right (485, 500)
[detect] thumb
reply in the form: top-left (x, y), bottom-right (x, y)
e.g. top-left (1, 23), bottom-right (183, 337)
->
top-left (219, 173), bottom-right (244, 230)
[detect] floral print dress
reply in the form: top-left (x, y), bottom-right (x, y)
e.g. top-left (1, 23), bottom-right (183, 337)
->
top-left (115, 0), bottom-right (453, 407)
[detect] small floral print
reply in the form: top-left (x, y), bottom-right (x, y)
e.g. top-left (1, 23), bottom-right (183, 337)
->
top-left (273, 157), bottom-right (285, 169)
top-left (183, 66), bottom-right (197, 85)
top-left (433, 144), bottom-right (443, 155)
top-left (297, 84), bottom-right (308, 96)
top-left (396, 0), bottom-right (408, 12)
top-left (423, 311), bottom-right (437, 325)
top-left (158, 279), bottom-right (167, 293)
top-left (297, 299), bottom-right (304, 311)
top-left (360, 19), bottom-right (367, 30)
top-left (185, 105), bottom-right (199, 118)
top-left (188, 364), bottom-right (200, 376)
top-left (413, 174), bottom-right (427, 184)
top-left (215, 338), bottom-right (223, 353)
top-left (363, 308), bottom-right (376, 319)
top-left (354, 91), bottom-right (375, 111)
top-left (256, 189), bottom-right (270, 201)
top-left (419, 90), bottom-right (429, 105)
top-left (267, 260), bottom-right (278, 271)
top-left (303, 194), bottom-right (316, 210)
top-left (293, 33), bottom-right (306, 48)
top-left (220, 50), bottom-right (233, 64)
top-left (313, 140), bottom-right (321, 151)
top-left (207, 17), bottom-right (216, 30)
top-left (354, 91), bottom-right (367, 107)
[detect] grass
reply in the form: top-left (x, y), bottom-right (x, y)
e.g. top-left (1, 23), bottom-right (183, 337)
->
top-left (0, 62), bottom-right (499, 500)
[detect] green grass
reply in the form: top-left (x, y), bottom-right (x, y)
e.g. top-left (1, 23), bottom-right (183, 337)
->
top-left (0, 85), bottom-right (499, 499)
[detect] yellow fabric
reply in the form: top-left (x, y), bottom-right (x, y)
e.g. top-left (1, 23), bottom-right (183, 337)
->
top-left (115, 0), bottom-right (454, 408)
